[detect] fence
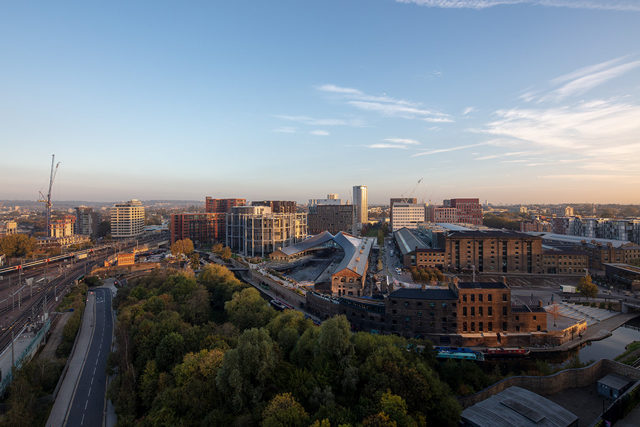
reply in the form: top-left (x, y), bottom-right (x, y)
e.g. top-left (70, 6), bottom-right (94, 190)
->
top-left (0, 319), bottom-right (51, 395)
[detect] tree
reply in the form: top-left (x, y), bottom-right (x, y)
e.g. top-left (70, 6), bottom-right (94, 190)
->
top-left (155, 332), bottom-right (186, 371)
top-left (96, 220), bottom-right (111, 238)
top-left (380, 390), bottom-right (416, 427)
top-left (578, 274), bottom-right (598, 299)
top-left (171, 238), bottom-right (194, 258)
top-left (215, 328), bottom-right (279, 412)
top-left (220, 246), bottom-right (232, 261)
top-left (262, 393), bottom-right (309, 427)
top-left (189, 253), bottom-right (200, 270)
top-left (0, 234), bottom-right (37, 258)
top-left (212, 242), bottom-right (223, 255)
top-left (225, 288), bottom-right (275, 330)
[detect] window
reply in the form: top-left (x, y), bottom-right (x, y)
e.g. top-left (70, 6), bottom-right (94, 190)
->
top-left (503, 307), bottom-right (507, 315)
top-left (488, 307), bottom-right (493, 316)
top-left (471, 307), bottom-right (475, 316)
top-left (479, 322), bottom-right (483, 331)
top-left (488, 294), bottom-right (492, 302)
top-left (463, 295), bottom-right (467, 302)
top-left (515, 315), bottom-right (519, 321)
top-left (488, 322), bottom-right (493, 331)
top-left (537, 325), bottom-right (541, 331)
top-left (502, 293), bottom-right (507, 301)
top-left (471, 322), bottom-right (475, 331)
top-left (463, 307), bottom-right (467, 316)
top-left (503, 322), bottom-right (508, 331)
top-left (533, 315), bottom-right (537, 320)
top-left (478, 307), bottom-right (483, 316)
top-left (471, 294), bottom-right (475, 302)
top-left (463, 322), bottom-right (467, 331)
top-left (478, 294), bottom-right (483, 302)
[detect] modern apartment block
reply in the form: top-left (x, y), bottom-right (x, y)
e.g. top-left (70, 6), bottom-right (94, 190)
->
top-left (205, 197), bottom-right (245, 214)
top-left (252, 200), bottom-right (297, 214)
top-left (170, 213), bottom-right (225, 245)
top-left (75, 206), bottom-right (98, 236)
top-left (0, 220), bottom-right (17, 237)
top-left (110, 199), bottom-right (145, 238)
top-left (226, 206), bottom-right (307, 257)
top-left (352, 185), bottom-right (368, 227)
top-left (444, 198), bottom-right (483, 225)
top-left (389, 197), bottom-right (417, 226)
top-left (308, 204), bottom-right (354, 235)
top-left (551, 216), bottom-right (640, 245)
top-left (390, 203), bottom-right (426, 231)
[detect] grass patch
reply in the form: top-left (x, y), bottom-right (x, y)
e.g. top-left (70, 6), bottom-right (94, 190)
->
top-left (615, 341), bottom-right (640, 365)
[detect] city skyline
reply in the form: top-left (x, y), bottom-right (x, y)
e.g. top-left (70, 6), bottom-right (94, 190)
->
top-left (1, 1), bottom-right (639, 204)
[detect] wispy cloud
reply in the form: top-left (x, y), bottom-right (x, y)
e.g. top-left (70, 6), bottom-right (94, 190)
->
top-left (520, 57), bottom-right (640, 102)
top-left (462, 106), bottom-right (476, 115)
top-left (384, 138), bottom-right (421, 145)
top-left (482, 98), bottom-right (640, 170)
top-left (368, 143), bottom-right (409, 149)
top-left (273, 127), bottom-right (296, 134)
top-left (317, 83), bottom-right (453, 123)
top-left (310, 130), bottom-right (330, 136)
top-left (412, 142), bottom-right (489, 157)
top-left (275, 114), bottom-right (364, 127)
top-left (396, 0), bottom-right (640, 11)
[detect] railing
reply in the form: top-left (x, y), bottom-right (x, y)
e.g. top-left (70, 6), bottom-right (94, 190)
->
top-left (0, 319), bottom-right (51, 395)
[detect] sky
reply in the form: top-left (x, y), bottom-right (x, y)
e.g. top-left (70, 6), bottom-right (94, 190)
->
top-left (1, 0), bottom-right (640, 205)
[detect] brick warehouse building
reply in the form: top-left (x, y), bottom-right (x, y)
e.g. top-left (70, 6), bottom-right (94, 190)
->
top-left (305, 280), bottom-right (547, 345)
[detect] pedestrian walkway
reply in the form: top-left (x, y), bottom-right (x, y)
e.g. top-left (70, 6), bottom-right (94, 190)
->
top-left (46, 291), bottom-right (96, 427)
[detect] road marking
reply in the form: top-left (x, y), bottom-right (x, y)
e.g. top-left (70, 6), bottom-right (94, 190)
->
top-left (84, 400), bottom-right (88, 409)
top-left (81, 413), bottom-right (85, 425)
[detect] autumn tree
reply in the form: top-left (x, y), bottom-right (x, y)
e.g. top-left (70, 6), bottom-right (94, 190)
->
top-left (220, 246), bottom-right (232, 261)
top-left (0, 233), bottom-right (37, 258)
top-left (262, 393), bottom-right (309, 427)
top-left (578, 274), bottom-right (598, 299)
top-left (171, 238), bottom-right (194, 258)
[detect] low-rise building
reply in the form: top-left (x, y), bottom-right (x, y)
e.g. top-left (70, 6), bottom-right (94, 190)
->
top-left (0, 220), bottom-right (18, 237)
top-left (542, 249), bottom-right (589, 274)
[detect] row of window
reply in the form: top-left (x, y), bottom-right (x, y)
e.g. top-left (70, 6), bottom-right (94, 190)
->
top-left (463, 321), bottom-right (507, 332)
top-left (461, 293), bottom-right (508, 302)
top-left (461, 306), bottom-right (508, 316)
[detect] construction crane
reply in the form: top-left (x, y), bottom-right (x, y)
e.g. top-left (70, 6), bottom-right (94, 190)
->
top-left (38, 154), bottom-right (60, 237)
top-left (401, 177), bottom-right (424, 199)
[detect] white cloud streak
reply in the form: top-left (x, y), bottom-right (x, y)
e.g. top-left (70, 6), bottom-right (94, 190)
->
top-left (396, 0), bottom-right (640, 11)
top-left (368, 143), bottom-right (409, 149)
top-left (310, 130), bottom-right (330, 136)
top-left (273, 127), bottom-right (296, 134)
top-left (384, 138), bottom-right (421, 145)
top-left (412, 142), bottom-right (489, 157)
top-left (317, 83), bottom-right (453, 123)
top-left (275, 114), bottom-right (364, 127)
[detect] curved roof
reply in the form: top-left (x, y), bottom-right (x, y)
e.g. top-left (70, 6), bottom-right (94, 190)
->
top-left (277, 231), bottom-right (374, 277)
top-left (278, 231), bottom-right (334, 256)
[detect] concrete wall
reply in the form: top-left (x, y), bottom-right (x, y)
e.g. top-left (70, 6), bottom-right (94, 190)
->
top-left (459, 359), bottom-right (640, 408)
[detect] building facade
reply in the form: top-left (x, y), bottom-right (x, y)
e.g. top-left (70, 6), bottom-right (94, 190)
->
top-left (426, 206), bottom-right (458, 223)
top-left (170, 212), bottom-right (225, 245)
top-left (49, 216), bottom-right (75, 238)
top-left (226, 206), bottom-right (307, 257)
top-left (75, 206), bottom-right (97, 236)
top-left (352, 185), bottom-right (368, 226)
top-left (391, 203), bottom-right (426, 231)
top-left (0, 220), bottom-right (17, 237)
top-left (110, 199), bottom-right (145, 238)
top-left (205, 197), bottom-right (245, 214)
top-left (390, 197), bottom-right (417, 226)
top-left (252, 200), bottom-right (297, 214)
top-left (308, 204), bottom-right (354, 235)
top-left (444, 198), bottom-right (483, 225)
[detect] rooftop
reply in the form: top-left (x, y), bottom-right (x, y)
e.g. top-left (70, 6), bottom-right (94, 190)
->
top-left (389, 287), bottom-right (457, 300)
top-left (598, 373), bottom-right (632, 390)
top-left (393, 227), bottom-right (430, 256)
top-left (449, 229), bottom-right (538, 239)
top-left (604, 263), bottom-right (640, 274)
top-left (528, 232), bottom-right (640, 249)
top-left (458, 282), bottom-right (508, 289)
top-left (461, 386), bottom-right (578, 427)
